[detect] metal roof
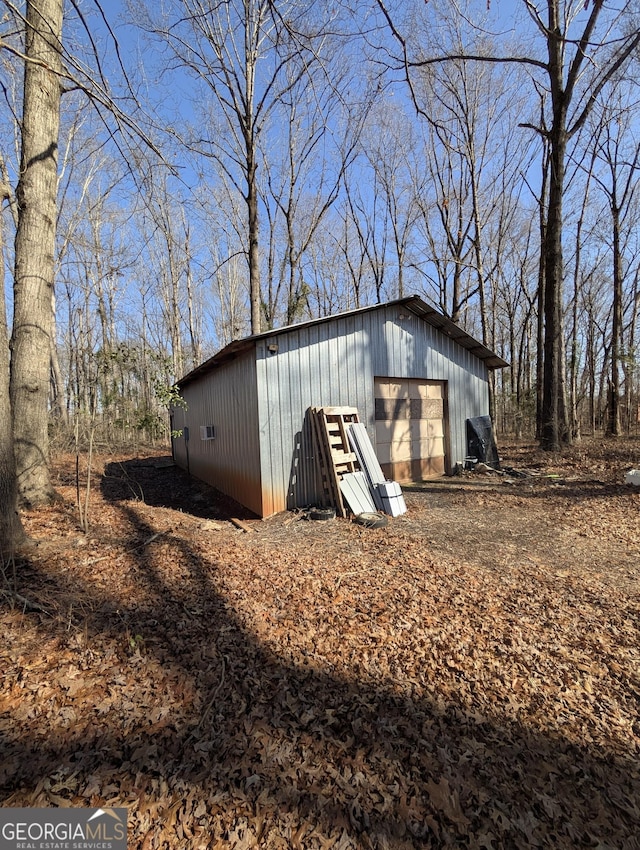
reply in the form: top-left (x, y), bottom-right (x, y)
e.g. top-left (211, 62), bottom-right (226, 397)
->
top-left (177, 295), bottom-right (508, 387)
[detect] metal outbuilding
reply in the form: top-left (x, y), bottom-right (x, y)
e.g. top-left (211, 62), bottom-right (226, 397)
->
top-left (170, 295), bottom-right (508, 517)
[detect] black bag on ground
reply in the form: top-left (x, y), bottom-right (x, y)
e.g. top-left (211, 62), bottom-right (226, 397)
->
top-left (466, 416), bottom-right (500, 469)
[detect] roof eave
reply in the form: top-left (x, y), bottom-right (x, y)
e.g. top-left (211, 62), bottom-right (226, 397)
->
top-left (176, 295), bottom-right (509, 387)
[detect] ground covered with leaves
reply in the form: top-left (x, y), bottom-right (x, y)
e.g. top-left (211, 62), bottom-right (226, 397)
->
top-left (1, 437), bottom-right (640, 849)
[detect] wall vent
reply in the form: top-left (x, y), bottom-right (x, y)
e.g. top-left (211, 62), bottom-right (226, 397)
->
top-left (200, 425), bottom-right (216, 440)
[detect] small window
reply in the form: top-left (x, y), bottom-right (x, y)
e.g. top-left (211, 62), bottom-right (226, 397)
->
top-left (200, 425), bottom-right (215, 440)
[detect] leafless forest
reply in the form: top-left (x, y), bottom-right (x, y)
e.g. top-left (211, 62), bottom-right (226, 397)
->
top-left (2, 4), bottom-right (640, 843)
top-left (3, 1), bottom-right (640, 466)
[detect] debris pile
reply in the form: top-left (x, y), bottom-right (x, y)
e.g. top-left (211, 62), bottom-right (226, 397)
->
top-left (309, 406), bottom-right (407, 520)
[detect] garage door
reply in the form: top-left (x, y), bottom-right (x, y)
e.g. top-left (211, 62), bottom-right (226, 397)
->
top-left (374, 377), bottom-right (446, 481)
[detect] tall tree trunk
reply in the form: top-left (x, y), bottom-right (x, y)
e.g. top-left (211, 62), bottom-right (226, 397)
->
top-left (247, 146), bottom-right (262, 334)
top-left (624, 271), bottom-right (640, 433)
top-left (541, 128), bottom-right (570, 450)
top-left (184, 227), bottom-right (202, 369)
top-left (50, 289), bottom-right (67, 425)
top-left (540, 3), bottom-right (570, 451)
top-left (607, 202), bottom-right (623, 436)
top-left (11, 0), bottom-right (63, 506)
top-left (586, 308), bottom-right (597, 432)
top-left (0, 337), bottom-right (25, 553)
top-left (535, 247), bottom-right (545, 442)
top-left (1, 182), bottom-right (27, 554)
top-left (568, 149), bottom-right (595, 444)
top-left (470, 161), bottom-right (494, 421)
top-left (244, 4), bottom-right (261, 336)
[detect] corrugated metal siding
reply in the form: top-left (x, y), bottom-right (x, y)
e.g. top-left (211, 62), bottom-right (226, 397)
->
top-left (255, 305), bottom-right (489, 514)
top-left (173, 303), bottom-right (491, 518)
top-left (173, 351), bottom-right (263, 516)
top-left (255, 316), bottom-right (375, 514)
top-left (371, 310), bottom-right (488, 467)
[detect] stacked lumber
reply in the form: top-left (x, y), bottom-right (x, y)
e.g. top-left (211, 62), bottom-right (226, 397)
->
top-left (309, 407), bottom-right (360, 517)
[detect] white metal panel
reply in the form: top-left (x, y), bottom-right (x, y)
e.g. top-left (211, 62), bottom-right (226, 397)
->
top-left (339, 472), bottom-right (378, 514)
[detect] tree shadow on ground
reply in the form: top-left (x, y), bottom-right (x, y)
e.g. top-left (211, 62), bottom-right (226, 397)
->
top-left (1, 478), bottom-right (639, 848)
top-left (100, 457), bottom-right (258, 520)
top-left (404, 477), bottom-right (638, 505)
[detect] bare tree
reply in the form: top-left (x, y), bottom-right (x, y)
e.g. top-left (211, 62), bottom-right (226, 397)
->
top-left (207, 187), bottom-right (252, 345)
top-left (566, 135), bottom-right (597, 442)
top-left (309, 195), bottom-right (377, 312)
top-left (0, 0), bottom-right (163, 523)
top-left (58, 179), bottom-right (133, 436)
top-left (0, 154), bottom-right (26, 552)
top-left (413, 140), bottom-right (474, 322)
top-left (375, 0), bottom-right (640, 450)
top-left (9, 0), bottom-right (64, 506)
top-left (142, 173), bottom-right (187, 379)
top-left (359, 99), bottom-right (421, 300)
top-left (343, 166), bottom-right (390, 304)
top-left (260, 61), bottom-right (366, 327)
top-left (589, 92), bottom-right (640, 436)
top-left (304, 218), bottom-right (357, 316)
top-left (139, 0), bottom-right (340, 334)
top-left (492, 210), bottom-right (539, 436)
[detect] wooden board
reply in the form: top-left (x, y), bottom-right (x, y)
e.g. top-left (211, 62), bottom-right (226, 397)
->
top-left (373, 378), bottom-right (446, 482)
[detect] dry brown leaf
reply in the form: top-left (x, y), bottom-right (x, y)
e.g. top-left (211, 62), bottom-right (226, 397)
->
top-left (2, 443), bottom-right (639, 849)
